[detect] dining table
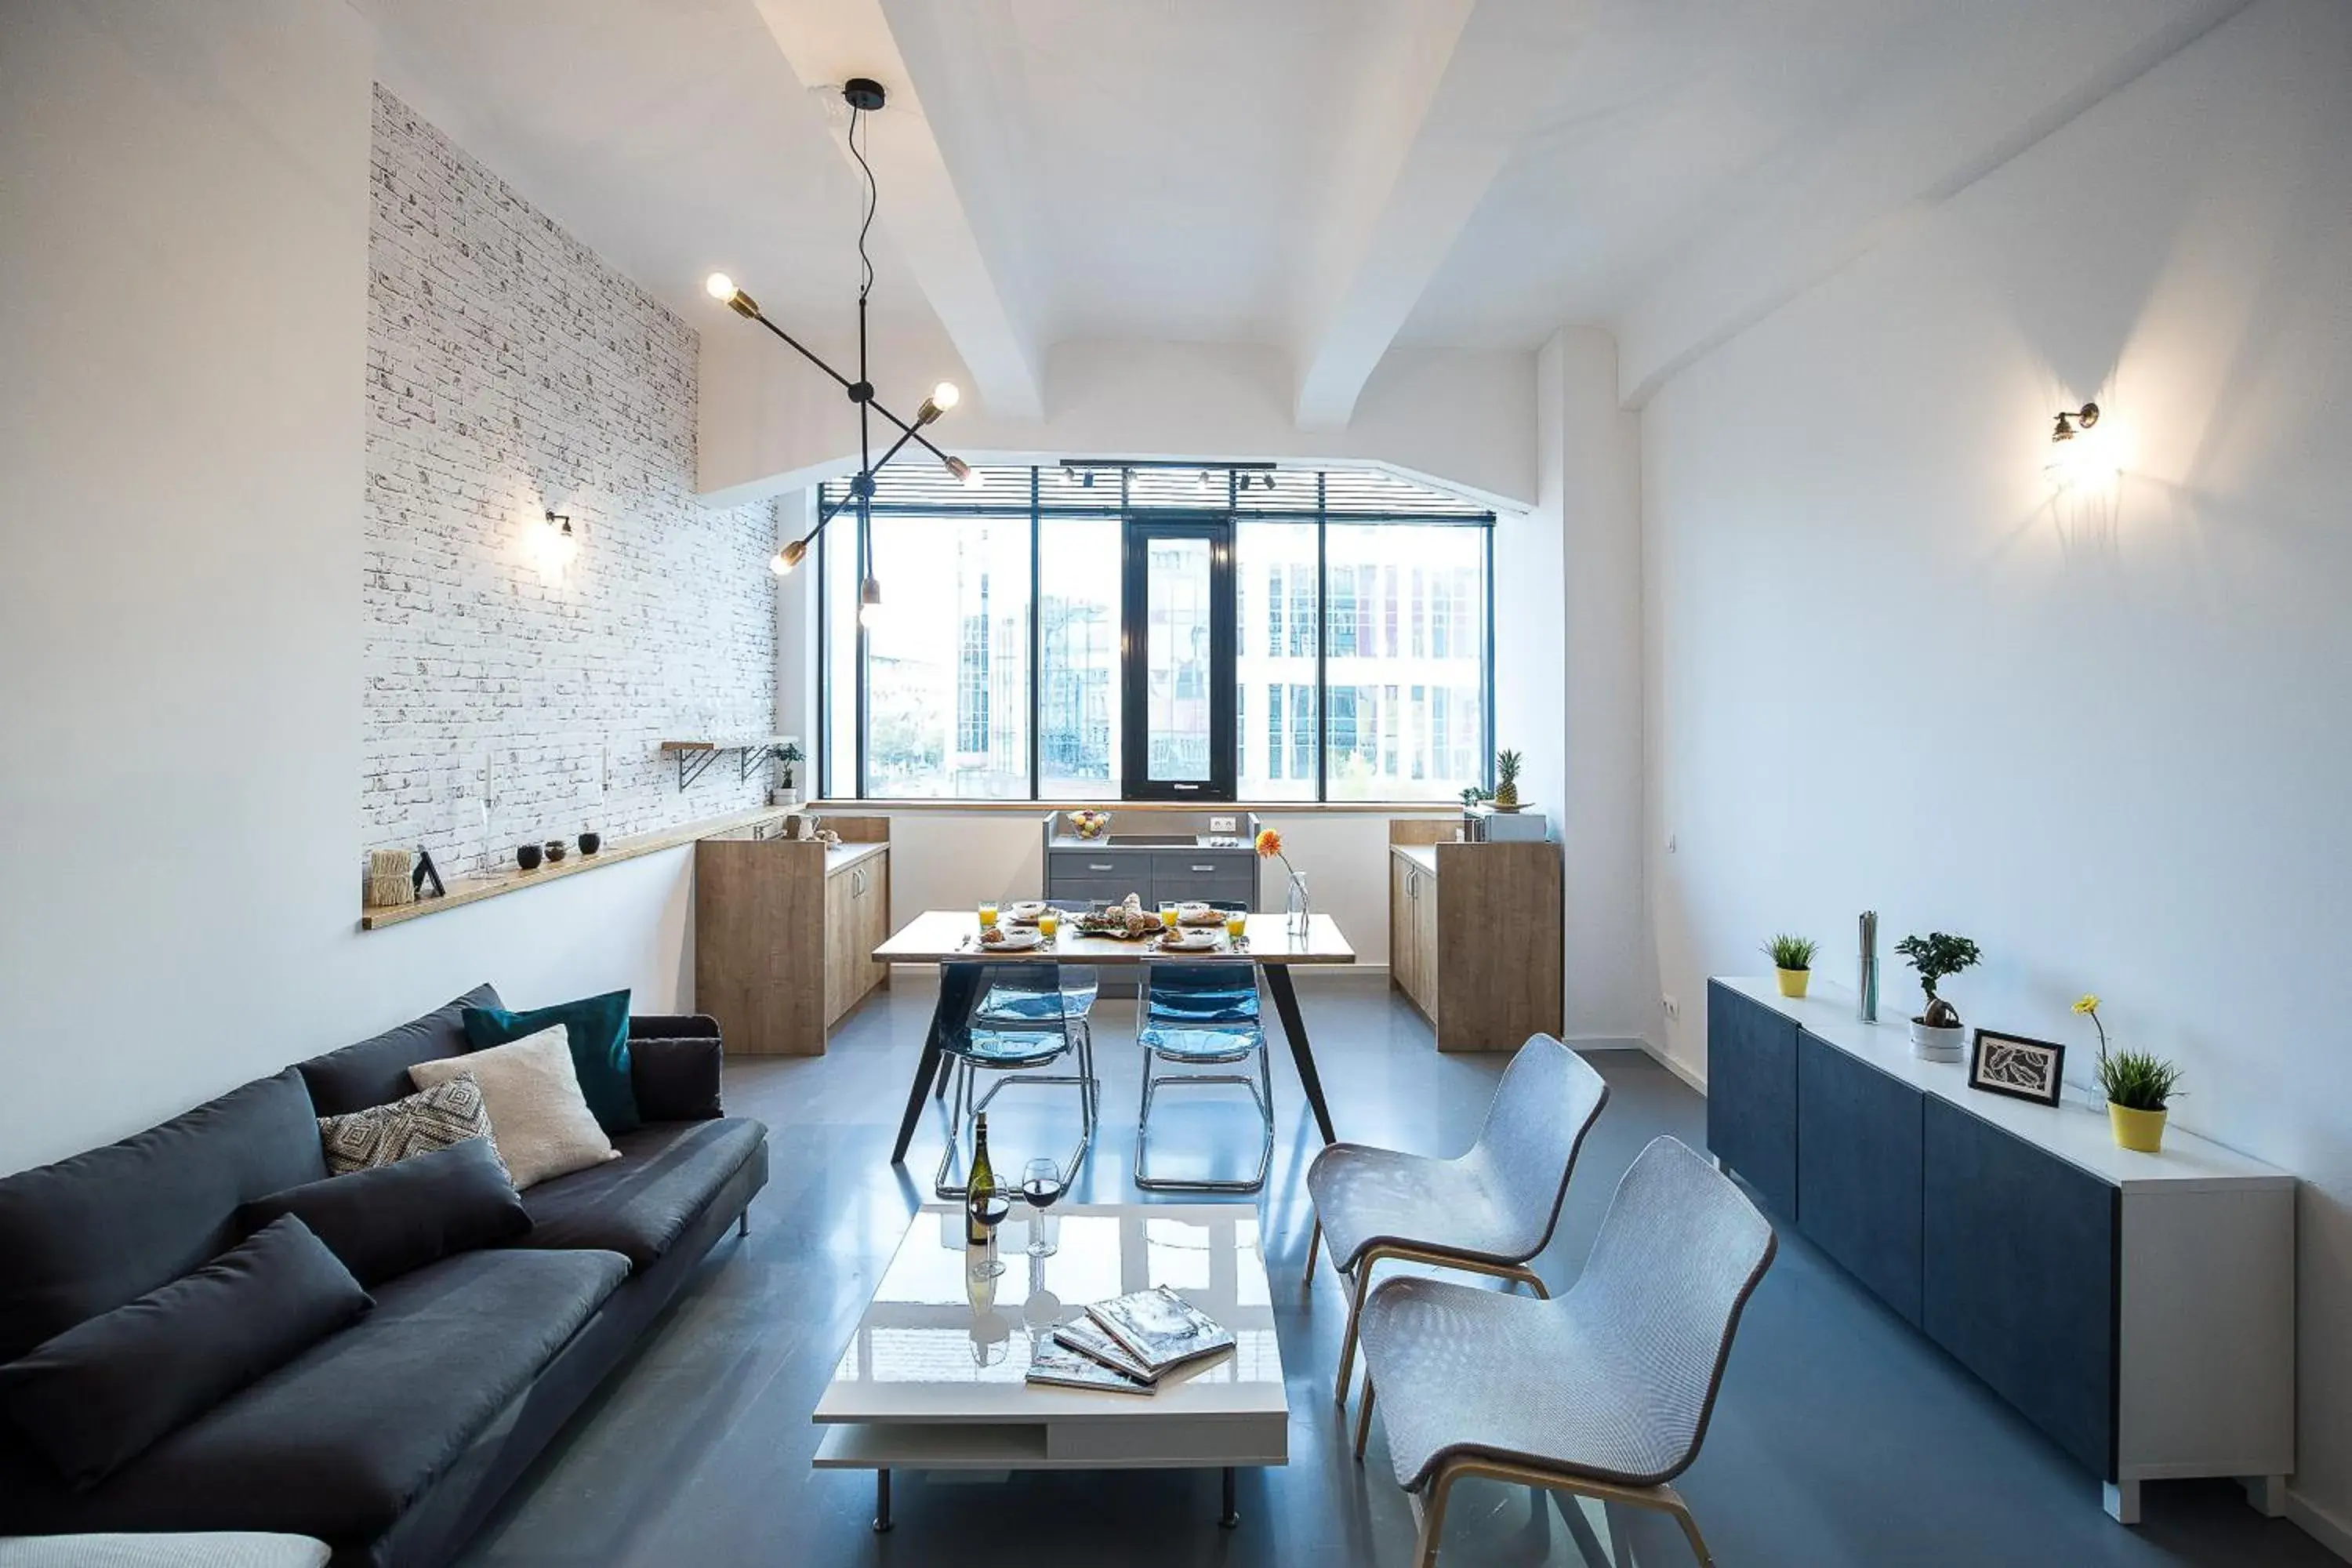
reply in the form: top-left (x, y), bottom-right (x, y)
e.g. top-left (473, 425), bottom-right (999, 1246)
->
top-left (874, 909), bottom-right (1357, 1165)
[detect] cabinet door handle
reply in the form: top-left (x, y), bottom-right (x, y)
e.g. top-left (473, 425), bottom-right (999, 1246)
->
top-left (1088, 862), bottom-right (1115, 873)
top-left (1191, 863), bottom-right (1217, 873)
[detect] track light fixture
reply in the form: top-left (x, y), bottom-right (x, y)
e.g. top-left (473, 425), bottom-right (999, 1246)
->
top-left (707, 78), bottom-right (976, 590)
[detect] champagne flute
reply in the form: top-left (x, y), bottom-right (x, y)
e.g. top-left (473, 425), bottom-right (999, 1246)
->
top-left (1021, 1157), bottom-right (1066, 1258)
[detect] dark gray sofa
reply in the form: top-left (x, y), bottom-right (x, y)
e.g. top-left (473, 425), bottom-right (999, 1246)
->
top-left (0, 986), bottom-right (768, 1567)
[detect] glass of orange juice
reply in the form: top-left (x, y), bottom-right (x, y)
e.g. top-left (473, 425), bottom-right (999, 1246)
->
top-left (1158, 901), bottom-right (1179, 930)
top-left (977, 900), bottom-right (1000, 930)
top-left (1224, 909), bottom-right (1247, 943)
top-left (1037, 907), bottom-right (1061, 943)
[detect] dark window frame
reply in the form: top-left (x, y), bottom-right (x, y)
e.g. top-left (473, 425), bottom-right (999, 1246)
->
top-left (815, 465), bottom-right (1496, 804)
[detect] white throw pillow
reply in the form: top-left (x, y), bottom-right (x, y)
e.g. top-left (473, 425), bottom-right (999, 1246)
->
top-left (408, 1025), bottom-right (617, 1190)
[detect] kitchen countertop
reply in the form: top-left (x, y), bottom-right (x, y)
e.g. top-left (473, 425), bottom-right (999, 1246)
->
top-left (1046, 835), bottom-right (1256, 851)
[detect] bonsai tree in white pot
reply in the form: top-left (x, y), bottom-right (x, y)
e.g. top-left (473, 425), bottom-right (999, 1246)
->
top-left (1895, 931), bottom-right (1980, 1060)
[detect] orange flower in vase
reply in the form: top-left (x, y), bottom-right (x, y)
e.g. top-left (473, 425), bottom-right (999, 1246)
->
top-left (1255, 828), bottom-right (1310, 938)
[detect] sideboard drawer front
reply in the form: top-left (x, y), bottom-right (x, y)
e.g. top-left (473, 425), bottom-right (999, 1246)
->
top-left (1923, 1096), bottom-right (2117, 1479)
top-left (1706, 981), bottom-right (1799, 1220)
top-left (1048, 877), bottom-right (1153, 910)
top-left (1050, 848), bottom-right (1154, 885)
top-left (1798, 1030), bottom-right (1925, 1325)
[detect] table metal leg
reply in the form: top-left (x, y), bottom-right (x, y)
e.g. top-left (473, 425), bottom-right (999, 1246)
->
top-left (873, 1468), bottom-right (893, 1532)
top-left (1220, 1465), bottom-right (1240, 1528)
top-left (892, 965), bottom-right (983, 1164)
top-left (1261, 964), bottom-right (1336, 1145)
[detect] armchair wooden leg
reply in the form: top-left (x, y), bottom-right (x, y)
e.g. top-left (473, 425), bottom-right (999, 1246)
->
top-left (1353, 1375), bottom-right (1377, 1461)
top-left (1412, 1469), bottom-right (1457, 1568)
top-left (1667, 1496), bottom-right (1715, 1566)
top-left (1305, 1218), bottom-right (1320, 1283)
top-left (1334, 1262), bottom-right (1368, 1406)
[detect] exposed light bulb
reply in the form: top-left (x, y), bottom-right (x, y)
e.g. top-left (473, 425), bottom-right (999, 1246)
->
top-left (929, 380), bottom-right (961, 412)
top-left (858, 601), bottom-right (884, 629)
top-left (858, 576), bottom-right (884, 629)
top-left (704, 272), bottom-right (735, 301)
top-left (945, 456), bottom-right (982, 488)
top-left (770, 537), bottom-right (808, 576)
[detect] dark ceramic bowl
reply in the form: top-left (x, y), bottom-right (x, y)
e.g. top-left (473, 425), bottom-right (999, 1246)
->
top-left (579, 831), bottom-right (602, 855)
top-left (516, 844), bottom-right (543, 872)
top-left (543, 840), bottom-right (568, 864)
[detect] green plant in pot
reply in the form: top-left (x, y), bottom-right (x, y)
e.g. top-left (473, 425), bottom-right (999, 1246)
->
top-left (1894, 931), bottom-right (1980, 1060)
top-left (2078, 995), bottom-right (2181, 1152)
top-left (771, 742), bottom-right (804, 807)
top-left (1765, 935), bottom-right (1818, 999)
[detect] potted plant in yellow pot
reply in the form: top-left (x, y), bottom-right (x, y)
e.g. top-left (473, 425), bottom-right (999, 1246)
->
top-left (1765, 935), bottom-right (1818, 998)
top-left (2078, 995), bottom-right (2182, 1152)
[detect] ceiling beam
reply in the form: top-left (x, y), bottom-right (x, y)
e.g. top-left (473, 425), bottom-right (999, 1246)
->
top-left (751, 0), bottom-right (1045, 419)
top-left (1292, 0), bottom-right (1583, 430)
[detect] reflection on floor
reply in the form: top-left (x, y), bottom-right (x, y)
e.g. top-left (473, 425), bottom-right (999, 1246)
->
top-left (461, 973), bottom-right (2333, 1567)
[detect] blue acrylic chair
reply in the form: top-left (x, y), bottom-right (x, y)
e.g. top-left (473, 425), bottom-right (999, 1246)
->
top-left (934, 958), bottom-right (1096, 1200)
top-left (1134, 908), bottom-right (1273, 1192)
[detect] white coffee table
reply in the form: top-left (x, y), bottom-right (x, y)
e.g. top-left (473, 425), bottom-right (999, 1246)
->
top-left (814, 1203), bottom-right (1288, 1532)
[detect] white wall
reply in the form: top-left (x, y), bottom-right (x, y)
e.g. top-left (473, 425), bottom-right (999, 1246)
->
top-left (699, 329), bottom-right (1538, 513)
top-left (1640, 0), bottom-right (2352, 1537)
top-left (0, 2), bottom-right (713, 1175)
top-left (1494, 331), bottom-right (1654, 1049)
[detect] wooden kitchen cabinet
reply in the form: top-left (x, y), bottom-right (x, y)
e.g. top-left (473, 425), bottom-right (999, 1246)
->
top-left (1388, 824), bottom-right (1563, 1051)
top-left (695, 819), bottom-right (890, 1055)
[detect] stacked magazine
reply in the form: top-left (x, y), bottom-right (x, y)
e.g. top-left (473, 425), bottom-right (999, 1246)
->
top-left (1025, 1285), bottom-right (1236, 1394)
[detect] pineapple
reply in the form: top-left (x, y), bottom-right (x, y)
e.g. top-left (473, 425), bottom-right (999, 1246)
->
top-left (1493, 750), bottom-right (1523, 811)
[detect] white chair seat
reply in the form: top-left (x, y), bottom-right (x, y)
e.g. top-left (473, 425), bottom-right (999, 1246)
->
top-left (1305, 1143), bottom-right (1524, 1273)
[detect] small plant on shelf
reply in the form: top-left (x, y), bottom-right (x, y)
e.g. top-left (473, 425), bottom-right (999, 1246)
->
top-left (1765, 934), bottom-right (1819, 999)
top-left (770, 742), bottom-right (804, 805)
top-left (1894, 931), bottom-right (1980, 1058)
top-left (1492, 750), bottom-right (1523, 811)
top-left (2078, 994), bottom-right (2182, 1152)
top-left (1459, 784), bottom-right (1493, 811)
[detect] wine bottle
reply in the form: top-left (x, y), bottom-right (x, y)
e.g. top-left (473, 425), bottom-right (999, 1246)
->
top-left (966, 1112), bottom-right (998, 1247)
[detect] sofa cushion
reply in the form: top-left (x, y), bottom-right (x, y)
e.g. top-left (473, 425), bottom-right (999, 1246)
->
top-left (463, 990), bottom-right (639, 1136)
top-left (627, 1036), bottom-right (724, 1123)
top-left (296, 985), bottom-right (502, 1117)
top-left (514, 1119), bottom-right (764, 1268)
top-left (0, 1534), bottom-right (331, 1568)
top-left (0, 1218), bottom-right (372, 1490)
top-left (236, 1139), bottom-right (529, 1287)
top-left (0, 1069), bottom-right (326, 1366)
top-left (314, 1075), bottom-right (506, 1181)
top-left (408, 1030), bottom-right (615, 1191)
top-left (0, 1248), bottom-right (629, 1541)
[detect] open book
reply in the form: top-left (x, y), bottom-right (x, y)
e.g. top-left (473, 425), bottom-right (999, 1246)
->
top-left (1083, 1286), bottom-right (1235, 1375)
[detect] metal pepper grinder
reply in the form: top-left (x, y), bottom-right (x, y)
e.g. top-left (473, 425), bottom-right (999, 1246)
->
top-left (1859, 909), bottom-right (1880, 1023)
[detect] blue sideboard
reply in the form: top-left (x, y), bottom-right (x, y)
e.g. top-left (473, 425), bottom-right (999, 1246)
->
top-left (1705, 977), bottom-right (2294, 1525)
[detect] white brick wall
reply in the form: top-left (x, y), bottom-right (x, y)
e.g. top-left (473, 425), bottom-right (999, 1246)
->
top-left (363, 87), bottom-right (779, 873)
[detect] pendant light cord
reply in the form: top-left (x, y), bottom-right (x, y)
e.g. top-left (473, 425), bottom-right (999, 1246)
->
top-left (848, 104), bottom-right (877, 304)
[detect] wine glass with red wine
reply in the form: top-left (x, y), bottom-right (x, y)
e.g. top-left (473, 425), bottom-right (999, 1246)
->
top-left (1021, 1157), bottom-right (1066, 1258)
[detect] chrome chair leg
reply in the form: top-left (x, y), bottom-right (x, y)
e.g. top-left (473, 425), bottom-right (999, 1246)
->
top-left (1134, 1037), bottom-right (1276, 1194)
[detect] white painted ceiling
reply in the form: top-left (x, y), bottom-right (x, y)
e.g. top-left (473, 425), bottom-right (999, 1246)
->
top-left (358, 0), bottom-right (2249, 413)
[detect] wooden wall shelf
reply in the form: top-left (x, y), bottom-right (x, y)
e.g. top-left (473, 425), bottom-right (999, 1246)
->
top-left (358, 805), bottom-right (796, 931)
top-left (659, 735), bottom-right (797, 790)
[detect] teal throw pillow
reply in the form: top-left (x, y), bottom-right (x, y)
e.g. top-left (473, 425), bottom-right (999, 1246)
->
top-left (463, 989), bottom-right (639, 1135)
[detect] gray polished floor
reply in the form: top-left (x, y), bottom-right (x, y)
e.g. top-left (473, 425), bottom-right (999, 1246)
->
top-left (460, 973), bottom-right (2330, 1567)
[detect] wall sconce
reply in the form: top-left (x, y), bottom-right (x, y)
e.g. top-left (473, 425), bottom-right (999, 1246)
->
top-left (2050, 402), bottom-right (2099, 442)
top-left (544, 510), bottom-right (578, 565)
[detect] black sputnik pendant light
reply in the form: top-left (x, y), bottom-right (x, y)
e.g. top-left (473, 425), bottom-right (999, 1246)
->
top-left (705, 78), bottom-right (979, 623)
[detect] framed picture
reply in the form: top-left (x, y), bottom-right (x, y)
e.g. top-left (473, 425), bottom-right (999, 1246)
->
top-left (1968, 1028), bottom-right (2066, 1107)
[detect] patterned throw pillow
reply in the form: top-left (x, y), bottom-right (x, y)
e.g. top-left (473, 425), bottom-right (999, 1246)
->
top-left (318, 1073), bottom-right (510, 1182)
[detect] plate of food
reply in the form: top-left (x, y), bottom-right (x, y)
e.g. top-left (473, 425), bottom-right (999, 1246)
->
top-left (1175, 902), bottom-right (1222, 927)
top-left (1155, 930), bottom-right (1223, 953)
top-left (975, 926), bottom-right (1046, 952)
top-left (1073, 903), bottom-right (1163, 940)
top-left (1004, 901), bottom-right (1050, 925)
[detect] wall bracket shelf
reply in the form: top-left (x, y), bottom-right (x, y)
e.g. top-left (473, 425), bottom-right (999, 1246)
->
top-left (658, 736), bottom-right (795, 791)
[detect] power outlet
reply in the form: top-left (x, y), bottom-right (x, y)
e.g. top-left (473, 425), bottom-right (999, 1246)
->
top-left (1210, 815), bottom-right (1237, 833)
top-left (1662, 995), bottom-right (1681, 1022)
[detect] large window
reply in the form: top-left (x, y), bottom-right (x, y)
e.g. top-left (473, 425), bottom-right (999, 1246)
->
top-left (817, 466), bottom-right (1492, 802)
